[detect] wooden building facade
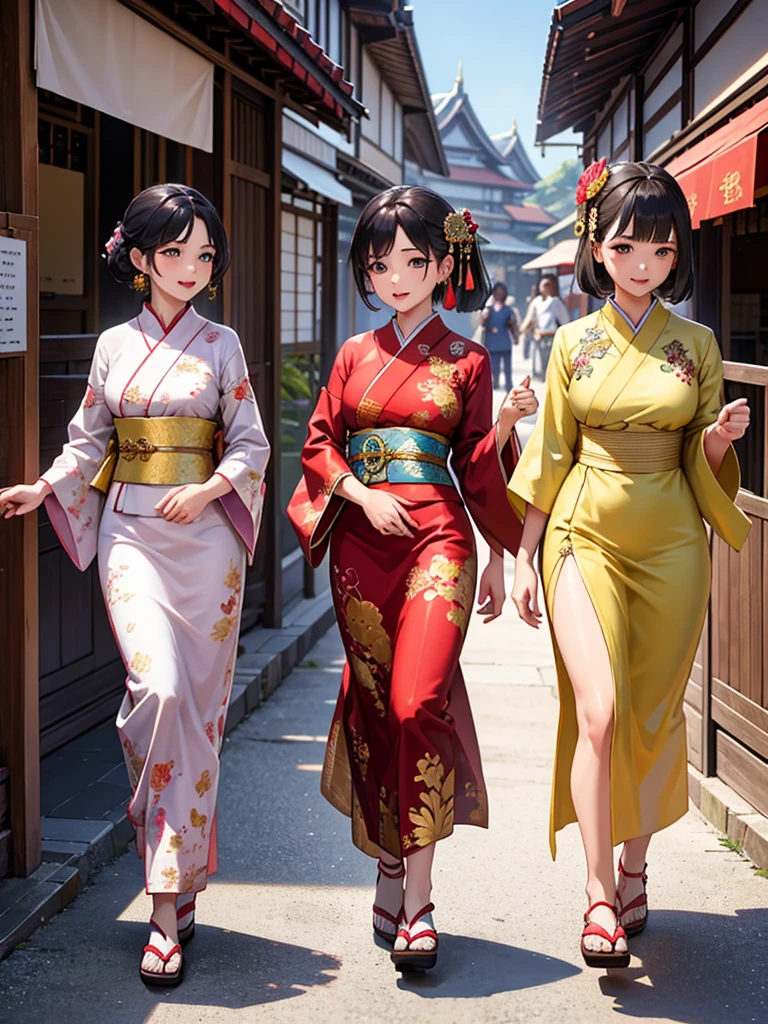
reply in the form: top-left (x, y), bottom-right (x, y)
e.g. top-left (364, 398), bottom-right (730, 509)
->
top-left (537, 0), bottom-right (768, 823)
top-left (0, 0), bottom-right (363, 878)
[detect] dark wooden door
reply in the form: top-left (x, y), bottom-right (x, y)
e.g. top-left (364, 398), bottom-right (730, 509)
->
top-left (225, 78), bottom-right (275, 629)
top-left (38, 336), bottom-right (123, 757)
top-left (37, 110), bottom-right (123, 755)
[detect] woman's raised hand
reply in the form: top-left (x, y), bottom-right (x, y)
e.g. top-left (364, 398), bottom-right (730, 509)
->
top-left (498, 375), bottom-right (538, 439)
top-left (362, 490), bottom-right (419, 539)
top-left (0, 480), bottom-right (51, 518)
top-left (713, 397), bottom-right (750, 442)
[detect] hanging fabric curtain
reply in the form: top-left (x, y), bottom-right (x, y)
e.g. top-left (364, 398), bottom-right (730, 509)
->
top-left (36, 0), bottom-right (214, 152)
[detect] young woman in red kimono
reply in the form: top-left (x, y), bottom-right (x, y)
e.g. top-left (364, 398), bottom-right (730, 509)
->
top-left (287, 186), bottom-right (537, 971)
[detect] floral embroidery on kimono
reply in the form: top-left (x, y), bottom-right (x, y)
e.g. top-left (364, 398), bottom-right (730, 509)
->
top-left (572, 327), bottom-right (611, 380)
top-left (661, 340), bottom-right (697, 386)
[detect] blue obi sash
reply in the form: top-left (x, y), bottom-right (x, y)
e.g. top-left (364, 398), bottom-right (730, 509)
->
top-left (347, 427), bottom-right (452, 486)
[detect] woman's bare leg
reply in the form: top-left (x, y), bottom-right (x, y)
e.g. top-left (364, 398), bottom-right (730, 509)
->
top-left (552, 556), bottom-right (626, 954)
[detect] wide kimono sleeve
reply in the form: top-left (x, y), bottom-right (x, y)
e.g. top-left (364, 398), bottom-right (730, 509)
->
top-left (507, 326), bottom-right (578, 522)
top-left (452, 347), bottom-right (523, 556)
top-left (682, 332), bottom-right (750, 550)
top-left (39, 334), bottom-right (114, 571)
top-left (286, 345), bottom-right (353, 567)
top-left (214, 338), bottom-right (271, 564)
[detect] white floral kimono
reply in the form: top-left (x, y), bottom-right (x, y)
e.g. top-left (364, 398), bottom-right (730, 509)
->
top-left (41, 303), bottom-right (270, 893)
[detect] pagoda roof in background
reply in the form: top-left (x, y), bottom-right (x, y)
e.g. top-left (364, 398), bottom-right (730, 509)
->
top-left (432, 63), bottom-right (540, 186)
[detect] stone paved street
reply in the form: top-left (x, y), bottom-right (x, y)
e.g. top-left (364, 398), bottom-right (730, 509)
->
top-left (1, 356), bottom-right (767, 1023)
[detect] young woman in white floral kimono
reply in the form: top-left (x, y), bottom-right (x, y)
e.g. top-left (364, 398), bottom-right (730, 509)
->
top-left (0, 184), bottom-right (270, 986)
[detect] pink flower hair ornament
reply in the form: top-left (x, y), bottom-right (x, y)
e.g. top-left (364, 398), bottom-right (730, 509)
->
top-left (104, 224), bottom-right (122, 256)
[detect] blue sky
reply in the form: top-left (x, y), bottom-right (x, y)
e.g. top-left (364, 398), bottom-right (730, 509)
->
top-left (411, 0), bottom-right (580, 178)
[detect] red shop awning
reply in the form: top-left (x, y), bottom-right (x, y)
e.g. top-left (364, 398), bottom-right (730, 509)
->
top-left (666, 96), bottom-right (768, 229)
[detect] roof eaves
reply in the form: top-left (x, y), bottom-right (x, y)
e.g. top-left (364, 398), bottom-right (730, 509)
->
top-left (211, 0), bottom-right (365, 123)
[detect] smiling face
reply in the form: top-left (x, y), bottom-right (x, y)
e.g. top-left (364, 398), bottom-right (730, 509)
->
top-left (593, 215), bottom-right (678, 299)
top-left (365, 225), bottom-right (453, 314)
top-left (130, 216), bottom-right (215, 305)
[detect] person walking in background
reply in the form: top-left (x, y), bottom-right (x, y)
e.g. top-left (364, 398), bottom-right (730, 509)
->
top-left (480, 282), bottom-right (519, 390)
top-left (520, 274), bottom-right (570, 378)
top-left (521, 283), bottom-right (538, 361)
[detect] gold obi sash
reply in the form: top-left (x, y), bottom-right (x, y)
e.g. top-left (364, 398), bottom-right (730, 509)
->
top-left (576, 425), bottom-right (684, 474)
top-left (92, 417), bottom-right (217, 492)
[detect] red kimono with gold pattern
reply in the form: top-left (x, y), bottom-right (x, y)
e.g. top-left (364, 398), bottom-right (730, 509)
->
top-left (287, 314), bottom-right (522, 859)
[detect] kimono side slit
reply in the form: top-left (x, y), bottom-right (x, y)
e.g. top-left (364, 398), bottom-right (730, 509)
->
top-left (508, 300), bottom-right (750, 857)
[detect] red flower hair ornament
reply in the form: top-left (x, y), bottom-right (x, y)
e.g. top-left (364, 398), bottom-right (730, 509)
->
top-left (574, 158), bottom-right (609, 239)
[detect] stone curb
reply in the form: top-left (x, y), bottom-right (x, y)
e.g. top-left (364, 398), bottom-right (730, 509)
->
top-left (688, 764), bottom-right (768, 869)
top-left (0, 590), bottom-right (335, 962)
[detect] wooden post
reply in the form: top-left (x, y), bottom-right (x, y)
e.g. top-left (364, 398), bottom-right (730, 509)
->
top-left (0, 0), bottom-right (41, 877)
top-left (263, 89), bottom-right (283, 627)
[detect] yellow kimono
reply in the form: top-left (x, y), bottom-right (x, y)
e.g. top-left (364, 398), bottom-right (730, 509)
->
top-left (509, 300), bottom-right (750, 857)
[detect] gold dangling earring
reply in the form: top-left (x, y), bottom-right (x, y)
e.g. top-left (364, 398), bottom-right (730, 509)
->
top-left (207, 282), bottom-right (218, 301)
top-left (133, 272), bottom-right (149, 294)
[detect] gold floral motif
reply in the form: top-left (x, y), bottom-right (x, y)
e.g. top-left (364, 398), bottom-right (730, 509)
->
top-left (404, 752), bottom-right (455, 847)
top-left (415, 356), bottom-right (465, 422)
top-left (350, 727), bottom-right (370, 781)
top-left (211, 559), bottom-right (242, 642)
top-left (130, 652), bottom-right (152, 675)
top-left (195, 770), bottom-right (212, 797)
top-left (351, 655), bottom-right (386, 717)
top-left (126, 622), bottom-right (136, 633)
top-left (168, 834), bottom-right (184, 851)
top-left (405, 409), bottom-right (431, 427)
top-left (405, 553), bottom-right (475, 631)
top-left (345, 597), bottom-right (392, 665)
top-left (190, 807), bottom-right (207, 831)
top-left (357, 396), bottom-right (383, 427)
top-left (161, 866), bottom-right (179, 889)
top-left (122, 384), bottom-right (147, 406)
top-left (180, 864), bottom-right (207, 893)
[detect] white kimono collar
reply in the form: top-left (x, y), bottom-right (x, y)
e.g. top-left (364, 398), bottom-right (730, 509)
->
top-left (608, 297), bottom-right (658, 335)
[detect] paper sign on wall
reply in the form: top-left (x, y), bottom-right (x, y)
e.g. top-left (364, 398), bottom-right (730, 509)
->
top-left (0, 236), bottom-right (27, 354)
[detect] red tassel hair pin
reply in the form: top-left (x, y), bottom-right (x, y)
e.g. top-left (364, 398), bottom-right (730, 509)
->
top-left (443, 207), bottom-right (479, 301)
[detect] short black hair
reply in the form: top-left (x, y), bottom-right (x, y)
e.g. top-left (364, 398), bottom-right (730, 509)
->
top-left (349, 185), bottom-right (491, 313)
top-left (574, 161), bottom-right (694, 303)
top-left (106, 183), bottom-right (229, 287)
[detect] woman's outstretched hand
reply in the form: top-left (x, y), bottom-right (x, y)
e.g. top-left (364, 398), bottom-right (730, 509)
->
top-left (0, 480), bottom-right (51, 518)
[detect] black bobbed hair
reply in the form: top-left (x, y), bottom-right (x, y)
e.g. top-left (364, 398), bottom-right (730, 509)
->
top-left (574, 161), bottom-right (694, 304)
top-left (105, 183), bottom-right (229, 287)
top-left (349, 185), bottom-right (491, 313)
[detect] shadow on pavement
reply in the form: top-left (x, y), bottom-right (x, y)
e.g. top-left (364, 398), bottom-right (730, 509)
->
top-left (396, 933), bottom-right (580, 997)
top-left (599, 907), bottom-right (768, 1023)
top-left (2, 920), bottom-right (339, 1024)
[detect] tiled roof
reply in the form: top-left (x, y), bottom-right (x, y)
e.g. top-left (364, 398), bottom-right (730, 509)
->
top-left (449, 166), bottom-right (531, 189)
top-left (211, 0), bottom-right (363, 123)
top-left (503, 204), bottom-right (557, 225)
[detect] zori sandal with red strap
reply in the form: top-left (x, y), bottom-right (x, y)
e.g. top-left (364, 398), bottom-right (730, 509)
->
top-left (391, 903), bottom-right (438, 972)
top-left (581, 901), bottom-right (630, 969)
top-left (177, 893), bottom-right (197, 945)
top-left (372, 857), bottom-right (405, 944)
top-left (618, 859), bottom-right (648, 936)
top-left (139, 919), bottom-right (184, 987)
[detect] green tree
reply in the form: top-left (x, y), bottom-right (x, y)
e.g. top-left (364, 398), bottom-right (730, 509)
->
top-left (527, 158), bottom-right (580, 219)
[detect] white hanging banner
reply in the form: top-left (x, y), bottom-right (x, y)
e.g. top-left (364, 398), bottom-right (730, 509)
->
top-left (36, 0), bottom-right (214, 152)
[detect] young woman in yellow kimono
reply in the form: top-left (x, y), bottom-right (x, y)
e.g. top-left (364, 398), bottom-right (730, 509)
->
top-left (508, 160), bottom-right (750, 968)
top-left (0, 185), bottom-right (269, 985)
